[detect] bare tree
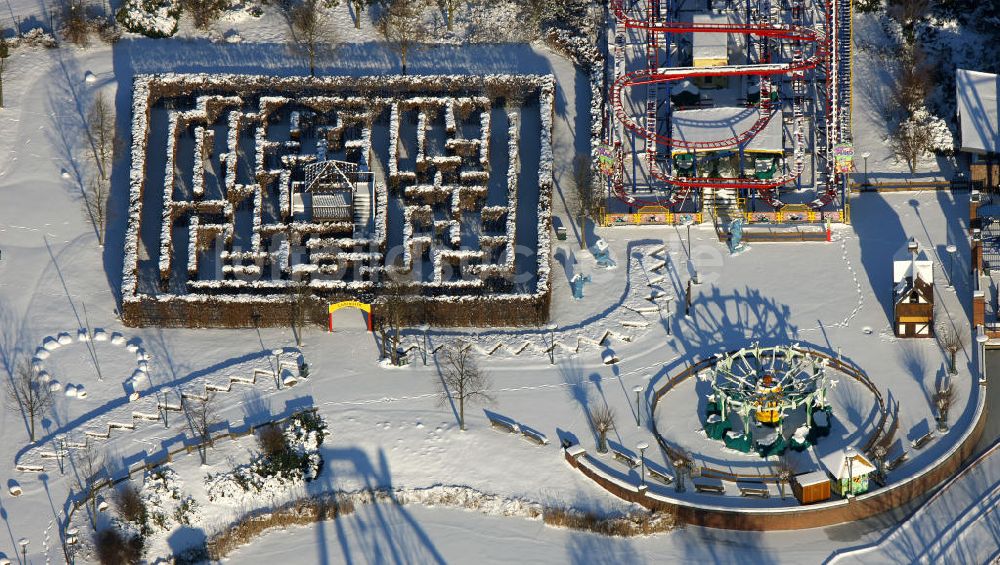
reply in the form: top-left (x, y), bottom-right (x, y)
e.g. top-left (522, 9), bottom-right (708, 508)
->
top-left (939, 325), bottom-right (967, 375)
top-left (88, 92), bottom-right (119, 181)
top-left (437, 341), bottom-right (493, 430)
top-left (891, 44), bottom-right (931, 112)
top-left (289, 280), bottom-right (312, 346)
top-left (890, 115), bottom-right (933, 174)
top-left (61, 0), bottom-right (90, 46)
top-left (375, 278), bottom-right (415, 365)
top-left (377, 0), bottom-right (426, 75)
top-left (0, 36), bottom-right (9, 108)
top-left (442, 0), bottom-right (462, 30)
top-left (590, 405), bottom-right (615, 453)
top-left (888, 0), bottom-right (930, 38)
top-left (572, 153), bottom-right (598, 249)
top-left (84, 92), bottom-right (120, 245)
top-left (71, 442), bottom-right (105, 525)
top-left (775, 455), bottom-right (795, 499)
top-left (5, 360), bottom-right (54, 442)
top-left (184, 391), bottom-right (218, 464)
top-left (349, 0), bottom-right (376, 28)
top-left (289, 0), bottom-right (337, 77)
top-left (935, 381), bottom-right (954, 430)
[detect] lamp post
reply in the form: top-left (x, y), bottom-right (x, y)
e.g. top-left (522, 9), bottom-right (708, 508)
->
top-left (418, 323), bottom-right (430, 365)
top-left (862, 152), bottom-right (871, 187)
top-left (673, 459), bottom-right (686, 493)
top-left (637, 441), bottom-right (649, 487)
top-left (272, 348), bottom-right (284, 388)
top-left (547, 323), bottom-right (557, 364)
top-left (686, 221), bottom-right (692, 257)
top-left (18, 538), bottom-right (28, 564)
top-left (977, 328), bottom-right (989, 384)
top-left (664, 295), bottom-right (674, 337)
top-left (946, 244), bottom-right (957, 289)
top-left (633, 384), bottom-right (644, 427)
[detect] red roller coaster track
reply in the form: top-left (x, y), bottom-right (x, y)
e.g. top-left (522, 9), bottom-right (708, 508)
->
top-left (609, 0), bottom-right (839, 207)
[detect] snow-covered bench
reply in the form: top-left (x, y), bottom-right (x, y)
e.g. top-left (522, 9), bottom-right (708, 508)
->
top-left (610, 445), bottom-right (639, 469)
top-left (486, 413), bottom-right (518, 434)
top-left (646, 465), bottom-right (674, 486)
top-left (886, 443), bottom-right (909, 471)
top-left (736, 480), bottom-right (769, 498)
top-left (911, 431), bottom-right (934, 450)
top-left (693, 476), bottom-right (726, 494)
top-left (520, 426), bottom-right (549, 446)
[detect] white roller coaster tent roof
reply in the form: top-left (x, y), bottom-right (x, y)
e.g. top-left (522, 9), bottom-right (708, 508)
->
top-left (671, 106), bottom-right (783, 152)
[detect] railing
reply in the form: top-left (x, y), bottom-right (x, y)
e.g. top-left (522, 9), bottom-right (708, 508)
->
top-left (600, 208), bottom-right (703, 226)
top-left (850, 179), bottom-right (971, 193)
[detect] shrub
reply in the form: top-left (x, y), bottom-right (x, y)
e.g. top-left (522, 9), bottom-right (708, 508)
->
top-left (257, 424), bottom-right (287, 457)
top-left (116, 0), bottom-right (180, 38)
top-left (61, 0), bottom-right (90, 46)
top-left (542, 507), bottom-right (676, 536)
top-left (94, 527), bottom-right (144, 565)
top-left (181, 0), bottom-right (227, 29)
top-left (114, 482), bottom-right (147, 525)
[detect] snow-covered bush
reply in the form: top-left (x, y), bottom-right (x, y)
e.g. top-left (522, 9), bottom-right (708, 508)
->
top-left (10, 29), bottom-right (57, 48)
top-left (889, 105), bottom-right (954, 172)
top-left (138, 467), bottom-right (199, 531)
top-left (205, 412), bottom-right (327, 502)
top-left (116, 0), bottom-right (180, 38)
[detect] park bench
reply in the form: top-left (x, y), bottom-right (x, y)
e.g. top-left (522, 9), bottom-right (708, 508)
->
top-left (486, 414), bottom-right (518, 434)
top-left (736, 480), bottom-right (769, 498)
top-left (520, 426), bottom-right (549, 446)
top-left (911, 431), bottom-right (934, 450)
top-left (610, 446), bottom-right (639, 469)
top-left (693, 477), bottom-right (726, 494)
top-left (647, 466), bottom-right (674, 486)
top-left (886, 448), bottom-right (909, 472)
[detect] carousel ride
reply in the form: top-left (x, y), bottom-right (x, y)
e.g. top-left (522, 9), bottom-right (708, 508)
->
top-left (699, 344), bottom-right (835, 457)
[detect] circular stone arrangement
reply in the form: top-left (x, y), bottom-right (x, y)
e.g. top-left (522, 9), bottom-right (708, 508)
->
top-left (31, 329), bottom-right (152, 402)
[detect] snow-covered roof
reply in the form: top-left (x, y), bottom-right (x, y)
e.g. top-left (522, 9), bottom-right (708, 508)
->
top-left (312, 192), bottom-right (351, 220)
top-left (957, 69), bottom-right (1000, 154)
top-left (892, 242), bottom-right (933, 284)
top-left (821, 450), bottom-right (876, 480)
top-left (692, 14), bottom-right (728, 64)
top-left (671, 107), bottom-right (783, 152)
top-left (794, 471), bottom-right (829, 487)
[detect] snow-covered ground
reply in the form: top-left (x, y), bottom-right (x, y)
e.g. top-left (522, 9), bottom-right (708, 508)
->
top-left (0, 1), bottom-right (996, 562)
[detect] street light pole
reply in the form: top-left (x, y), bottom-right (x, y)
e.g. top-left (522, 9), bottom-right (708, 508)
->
top-left (418, 324), bottom-right (430, 365)
top-left (862, 152), bottom-right (871, 187)
top-left (946, 244), bottom-right (957, 289)
top-left (633, 384), bottom-right (644, 427)
top-left (977, 327), bottom-right (989, 384)
top-left (547, 323), bottom-right (557, 365)
top-left (637, 441), bottom-right (649, 487)
top-left (664, 295), bottom-right (674, 337)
